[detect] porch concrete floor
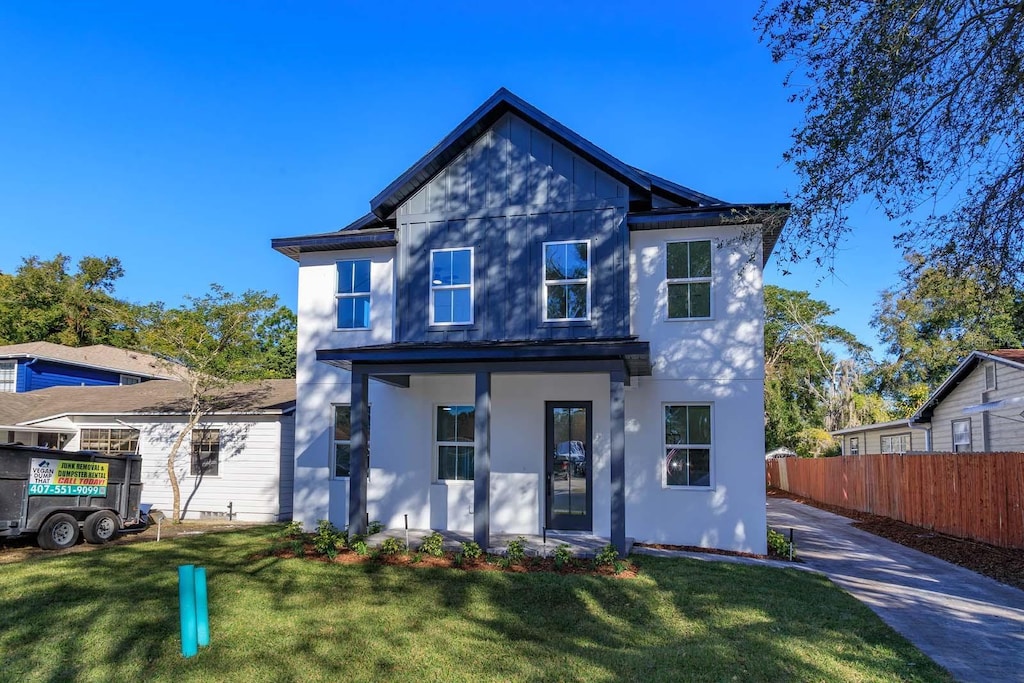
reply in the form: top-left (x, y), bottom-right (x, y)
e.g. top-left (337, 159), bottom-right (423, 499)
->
top-left (365, 528), bottom-right (633, 559)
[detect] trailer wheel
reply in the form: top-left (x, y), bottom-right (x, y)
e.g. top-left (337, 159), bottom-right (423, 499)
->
top-left (83, 510), bottom-right (120, 544)
top-left (38, 513), bottom-right (80, 550)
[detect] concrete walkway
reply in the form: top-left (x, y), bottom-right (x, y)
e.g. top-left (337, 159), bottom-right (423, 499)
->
top-left (767, 496), bottom-right (1024, 682)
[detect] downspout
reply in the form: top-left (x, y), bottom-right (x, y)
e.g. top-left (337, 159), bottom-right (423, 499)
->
top-left (908, 420), bottom-right (932, 452)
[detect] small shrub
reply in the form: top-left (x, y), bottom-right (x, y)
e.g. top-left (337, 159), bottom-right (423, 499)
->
top-left (613, 560), bottom-right (628, 574)
top-left (367, 520), bottom-right (385, 535)
top-left (410, 552), bottom-right (422, 563)
top-left (506, 536), bottom-right (528, 564)
top-left (594, 543), bottom-right (619, 566)
top-left (290, 540), bottom-right (305, 558)
top-left (380, 537), bottom-right (406, 555)
top-left (553, 544), bottom-right (573, 569)
top-left (313, 519), bottom-right (344, 559)
top-left (767, 527), bottom-right (794, 558)
top-left (283, 521), bottom-right (305, 538)
top-left (418, 532), bottom-right (445, 557)
top-left (461, 541), bottom-right (482, 560)
top-left (452, 553), bottom-right (463, 567)
top-left (352, 539), bottom-right (369, 556)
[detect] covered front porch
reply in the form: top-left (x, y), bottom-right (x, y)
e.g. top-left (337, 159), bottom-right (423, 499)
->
top-left (318, 338), bottom-right (651, 555)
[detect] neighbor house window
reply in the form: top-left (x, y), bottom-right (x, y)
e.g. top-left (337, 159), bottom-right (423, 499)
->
top-left (120, 375), bottom-right (141, 386)
top-left (191, 428), bottom-right (220, 476)
top-left (666, 240), bottom-right (712, 319)
top-left (985, 364), bottom-right (997, 391)
top-left (80, 428), bottom-right (139, 455)
top-left (331, 404), bottom-right (371, 479)
top-left (336, 259), bottom-right (371, 329)
top-left (849, 437), bottom-right (860, 455)
top-left (880, 433), bottom-right (911, 454)
top-left (430, 249), bottom-right (473, 325)
top-left (544, 240), bottom-right (590, 321)
top-left (436, 405), bottom-right (475, 481)
top-left (664, 404), bottom-right (712, 487)
top-left (952, 419), bottom-right (972, 453)
top-left (0, 360), bottom-right (15, 393)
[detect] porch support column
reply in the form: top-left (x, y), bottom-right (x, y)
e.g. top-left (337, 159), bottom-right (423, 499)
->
top-left (474, 371), bottom-right (491, 549)
top-left (610, 369), bottom-right (627, 555)
top-left (348, 368), bottom-right (369, 536)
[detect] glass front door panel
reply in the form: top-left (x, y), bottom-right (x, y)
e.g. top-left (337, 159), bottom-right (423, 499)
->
top-left (546, 403), bottom-right (592, 531)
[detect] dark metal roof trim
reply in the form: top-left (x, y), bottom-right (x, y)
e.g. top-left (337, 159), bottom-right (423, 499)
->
top-left (628, 203), bottom-right (790, 265)
top-left (369, 88), bottom-right (652, 219)
top-left (271, 230), bottom-right (398, 261)
top-left (629, 166), bottom-right (725, 207)
top-left (317, 338), bottom-right (652, 377)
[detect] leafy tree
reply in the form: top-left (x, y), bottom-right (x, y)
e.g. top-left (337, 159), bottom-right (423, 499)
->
top-left (136, 285), bottom-right (295, 520)
top-left (757, 1), bottom-right (1024, 286)
top-left (872, 255), bottom-right (1024, 412)
top-left (764, 285), bottom-right (882, 450)
top-left (0, 254), bottom-right (138, 347)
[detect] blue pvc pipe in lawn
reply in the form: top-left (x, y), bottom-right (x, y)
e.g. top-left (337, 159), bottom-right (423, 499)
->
top-left (178, 565), bottom-right (198, 658)
top-left (195, 567), bottom-right (210, 647)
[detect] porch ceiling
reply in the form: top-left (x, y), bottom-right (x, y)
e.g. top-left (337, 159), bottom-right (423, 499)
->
top-left (316, 338), bottom-right (652, 380)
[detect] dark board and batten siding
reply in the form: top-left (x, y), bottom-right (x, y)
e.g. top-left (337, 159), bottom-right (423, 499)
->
top-left (395, 113), bottom-right (631, 343)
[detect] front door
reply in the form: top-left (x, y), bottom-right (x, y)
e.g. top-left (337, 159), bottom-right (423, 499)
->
top-left (545, 402), bottom-right (592, 531)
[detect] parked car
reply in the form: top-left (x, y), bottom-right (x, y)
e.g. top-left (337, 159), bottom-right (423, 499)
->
top-left (553, 440), bottom-right (586, 477)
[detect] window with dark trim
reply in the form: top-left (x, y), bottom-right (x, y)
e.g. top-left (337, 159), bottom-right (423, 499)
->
top-left (436, 405), bottom-right (475, 481)
top-left (191, 428), bottom-right (220, 476)
top-left (332, 404), bottom-right (370, 478)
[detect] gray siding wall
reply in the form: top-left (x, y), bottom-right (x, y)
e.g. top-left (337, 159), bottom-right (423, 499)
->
top-left (930, 361), bottom-right (1024, 452)
top-left (395, 113), bottom-right (630, 342)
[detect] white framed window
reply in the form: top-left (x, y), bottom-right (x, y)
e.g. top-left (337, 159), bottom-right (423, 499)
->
top-left (435, 405), bottom-right (475, 481)
top-left (849, 437), bottom-right (859, 455)
top-left (543, 240), bottom-right (590, 321)
top-left (664, 403), bottom-right (712, 488)
top-left (190, 428), bottom-right (220, 477)
top-left (80, 428), bottom-right (139, 455)
top-left (336, 259), bottom-right (371, 329)
top-left (120, 375), bottom-right (141, 386)
top-left (985, 363), bottom-right (997, 391)
top-left (880, 433), bottom-right (911, 454)
top-left (952, 419), bottom-right (972, 453)
top-left (331, 404), bottom-right (370, 479)
top-left (430, 248), bottom-right (473, 325)
top-left (0, 360), bottom-right (16, 393)
top-left (666, 240), bottom-right (712, 319)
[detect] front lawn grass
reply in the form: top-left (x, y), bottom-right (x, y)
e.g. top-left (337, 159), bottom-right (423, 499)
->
top-left (0, 526), bottom-right (951, 682)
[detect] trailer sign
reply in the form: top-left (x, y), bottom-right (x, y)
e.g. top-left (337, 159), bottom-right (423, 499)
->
top-left (28, 458), bottom-right (108, 496)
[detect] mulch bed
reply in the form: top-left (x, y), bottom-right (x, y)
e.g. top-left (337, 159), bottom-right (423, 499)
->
top-left (768, 488), bottom-right (1024, 590)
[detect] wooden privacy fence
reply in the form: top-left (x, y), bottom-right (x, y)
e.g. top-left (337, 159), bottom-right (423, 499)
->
top-left (766, 452), bottom-right (1024, 550)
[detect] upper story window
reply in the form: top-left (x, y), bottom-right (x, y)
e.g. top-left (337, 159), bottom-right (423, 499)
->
top-left (664, 404), bottom-right (712, 488)
top-left (0, 360), bottom-right (15, 393)
top-left (952, 419), bottom-right (972, 453)
top-left (120, 375), bottom-right (141, 386)
top-left (880, 433), bottom-right (911, 454)
top-left (666, 240), bottom-right (712, 319)
top-left (544, 240), bottom-right (590, 321)
top-left (336, 259), bottom-right (371, 329)
top-left (430, 248), bottom-right (473, 325)
top-left (985, 363), bottom-right (997, 391)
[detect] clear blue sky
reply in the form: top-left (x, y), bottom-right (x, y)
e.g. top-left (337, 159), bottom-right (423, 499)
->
top-left (0, 1), bottom-right (905, 355)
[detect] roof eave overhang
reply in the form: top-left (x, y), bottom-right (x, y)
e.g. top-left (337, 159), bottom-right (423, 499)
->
top-left (369, 88), bottom-right (652, 219)
top-left (911, 350), bottom-right (1024, 423)
top-left (271, 231), bottom-right (398, 261)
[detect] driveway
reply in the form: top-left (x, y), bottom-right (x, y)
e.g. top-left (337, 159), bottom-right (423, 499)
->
top-left (767, 496), bottom-right (1024, 683)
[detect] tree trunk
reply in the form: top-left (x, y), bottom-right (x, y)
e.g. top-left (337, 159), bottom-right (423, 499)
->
top-left (166, 412), bottom-right (203, 522)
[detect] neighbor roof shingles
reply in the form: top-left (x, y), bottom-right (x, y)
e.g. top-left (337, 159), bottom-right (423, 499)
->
top-left (0, 342), bottom-right (186, 380)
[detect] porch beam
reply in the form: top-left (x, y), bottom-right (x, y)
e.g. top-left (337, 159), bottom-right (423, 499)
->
top-left (353, 359), bottom-right (626, 378)
top-left (474, 371), bottom-right (491, 549)
top-left (610, 369), bottom-right (626, 555)
top-left (348, 369), bottom-right (369, 536)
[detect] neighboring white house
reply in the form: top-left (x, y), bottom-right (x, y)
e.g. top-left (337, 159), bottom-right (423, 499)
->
top-left (831, 349), bottom-right (1024, 455)
top-left (0, 379), bottom-right (296, 522)
top-left (272, 88), bottom-right (787, 554)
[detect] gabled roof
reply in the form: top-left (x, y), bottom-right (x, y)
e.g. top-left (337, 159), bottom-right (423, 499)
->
top-left (911, 350), bottom-right (1024, 424)
top-left (1, 379), bottom-right (296, 427)
top-left (0, 342), bottom-right (184, 380)
top-left (369, 88), bottom-right (654, 219)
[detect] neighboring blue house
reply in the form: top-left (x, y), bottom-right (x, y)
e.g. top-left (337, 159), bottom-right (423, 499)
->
top-left (0, 342), bottom-right (180, 394)
top-left (273, 88), bottom-right (788, 555)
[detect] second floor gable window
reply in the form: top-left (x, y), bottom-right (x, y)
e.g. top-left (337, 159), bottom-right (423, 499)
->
top-left (337, 260), bottom-right (371, 329)
top-left (431, 248), bottom-right (473, 325)
top-left (666, 240), bottom-right (712, 319)
top-left (544, 240), bottom-right (590, 321)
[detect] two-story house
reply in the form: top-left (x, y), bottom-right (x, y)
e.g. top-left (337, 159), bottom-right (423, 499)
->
top-left (273, 89), bottom-right (786, 554)
top-left (0, 342), bottom-right (180, 393)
